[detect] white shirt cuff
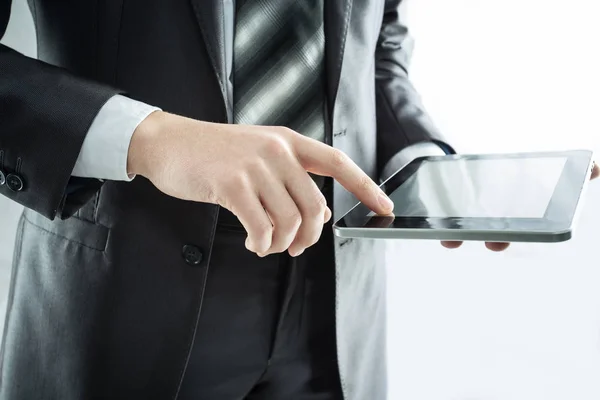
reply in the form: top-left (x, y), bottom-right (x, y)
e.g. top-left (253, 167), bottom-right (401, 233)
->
top-left (72, 94), bottom-right (161, 181)
top-left (380, 142), bottom-right (446, 183)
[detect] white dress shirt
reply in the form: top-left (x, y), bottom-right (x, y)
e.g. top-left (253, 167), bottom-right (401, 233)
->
top-left (72, 0), bottom-right (445, 182)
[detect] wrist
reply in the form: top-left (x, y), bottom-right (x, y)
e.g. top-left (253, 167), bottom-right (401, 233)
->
top-left (127, 110), bottom-right (165, 178)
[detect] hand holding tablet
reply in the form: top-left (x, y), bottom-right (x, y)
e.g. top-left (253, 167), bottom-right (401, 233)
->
top-left (442, 159), bottom-right (598, 251)
top-left (334, 150), bottom-right (597, 247)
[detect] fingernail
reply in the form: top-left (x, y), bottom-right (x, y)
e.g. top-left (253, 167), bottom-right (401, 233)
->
top-left (378, 192), bottom-right (394, 211)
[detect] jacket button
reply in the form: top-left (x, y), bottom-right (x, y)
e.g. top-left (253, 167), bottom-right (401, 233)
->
top-left (0, 170), bottom-right (5, 186)
top-left (182, 245), bottom-right (203, 266)
top-left (6, 174), bottom-right (24, 192)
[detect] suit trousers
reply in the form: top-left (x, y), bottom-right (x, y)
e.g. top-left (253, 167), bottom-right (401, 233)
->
top-left (177, 185), bottom-right (343, 400)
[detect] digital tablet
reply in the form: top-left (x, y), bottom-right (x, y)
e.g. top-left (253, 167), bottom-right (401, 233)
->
top-left (333, 150), bottom-right (594, 243)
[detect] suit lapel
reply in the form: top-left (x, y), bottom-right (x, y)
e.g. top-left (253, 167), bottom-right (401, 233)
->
top-left (189, 0), bottom-right (229, 115)
top-left (325, 0), bottom-right (353, 119)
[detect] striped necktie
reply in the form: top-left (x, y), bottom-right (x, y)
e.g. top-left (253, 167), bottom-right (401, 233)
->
top-left (233, 0), bottom-right (327, 173)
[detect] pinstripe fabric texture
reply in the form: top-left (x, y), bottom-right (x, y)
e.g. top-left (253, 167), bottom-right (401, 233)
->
top-left (233, 0), bottom-right (326, 147)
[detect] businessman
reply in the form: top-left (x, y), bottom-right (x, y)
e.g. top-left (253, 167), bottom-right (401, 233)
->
top-left (1, 1), bottom-right (597, 399)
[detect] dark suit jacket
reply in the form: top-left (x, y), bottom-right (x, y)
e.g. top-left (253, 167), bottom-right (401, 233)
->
top-left (0, 1), bottom-right (451, 398)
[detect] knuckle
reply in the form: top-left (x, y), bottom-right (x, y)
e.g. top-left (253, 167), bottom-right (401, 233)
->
top-left (245, 158), bottom-right (267, 175)
top-left (286, 210), bottom-right (303, 228)
top-left (254, 221), bottom-right (273, 241)
top-left (277, 126), bottom-right (296, 136)
top-left (315, 192), bottom-right (328, 210)
top-left (245, 239), bottom-right (260, 253)
top-left (263, 137), bottom-right (291, 159)
top-left (331, 149), bottom-right (348, 168)
top-left (306, 192), bottom-right (327, 217)
top-left (250, 237), bottom-right (271, 254)
top-left (224, 172), bottom-right (249, 193)
top-left (359, 175), bottom-right (373, 191)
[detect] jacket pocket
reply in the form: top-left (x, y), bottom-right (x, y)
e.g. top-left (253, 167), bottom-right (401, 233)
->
top-left (1, 211), bottom-right (113, 398)
top-left (22, 209), bottom-right (109, 252)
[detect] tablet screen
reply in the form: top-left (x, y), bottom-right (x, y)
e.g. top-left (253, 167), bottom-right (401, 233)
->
top-left (387, 157), bottom-right (567, 219)
top-left (336, 150), bottom-right (593, 234)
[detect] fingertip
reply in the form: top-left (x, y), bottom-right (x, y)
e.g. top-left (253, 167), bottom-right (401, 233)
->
top-left (441, 241), bottom-right (463, 249)
top-left (591, 163), bottom-right (599, 180)
top-left (485, 242), bottom-right (510, 252)
top-left (377, 192), bottom-right (394, 214)
top-left (381, 205), bottom-right (395, 216)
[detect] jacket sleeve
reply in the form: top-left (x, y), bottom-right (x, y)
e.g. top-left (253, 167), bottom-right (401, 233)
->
top-left (375, 0), bottom-right (455, 177)
top-left (0, 0), bottom-right (121, 220)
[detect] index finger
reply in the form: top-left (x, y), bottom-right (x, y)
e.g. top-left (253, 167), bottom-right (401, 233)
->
top-left (294, 136), bottom-right (393, 215)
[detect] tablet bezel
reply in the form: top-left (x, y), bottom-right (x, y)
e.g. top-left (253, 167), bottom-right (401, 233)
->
top-left (333, 150), bottom-right (594, 240)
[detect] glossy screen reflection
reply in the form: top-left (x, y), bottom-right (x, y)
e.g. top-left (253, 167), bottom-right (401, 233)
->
top-left (385, 157), bottom-right (567, 218)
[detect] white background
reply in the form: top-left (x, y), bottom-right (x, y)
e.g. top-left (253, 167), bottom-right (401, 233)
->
top-left (2, 1), bottom-right (600, 399)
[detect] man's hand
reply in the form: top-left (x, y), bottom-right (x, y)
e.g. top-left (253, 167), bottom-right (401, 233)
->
top-left (441, 161), bottom-right (599, 252)
top-left (128, 111), bottom-right (394, 257)
top-left (592, 161), bottom-right (600, 180)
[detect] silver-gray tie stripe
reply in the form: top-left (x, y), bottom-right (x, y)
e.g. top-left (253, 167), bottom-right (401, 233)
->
top-left (233, 0), bottom-right (326, 144)
top-left (233, 0), bottom-right (296, 73)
